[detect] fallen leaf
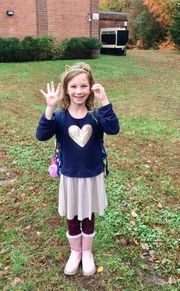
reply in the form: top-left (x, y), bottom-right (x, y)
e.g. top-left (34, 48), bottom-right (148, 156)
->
top-left (13, 277), bottom-right (24, 285)
top-left (21, 193), bottom-right (26, 199)
top-left (129, 220), bottom-right (136, 226)
top-left (149, 250), bottom-right (155, 257)
top-left (157, 202), bottom-right (163, 209)
top-left (97, 266), bottom-right (104, 273)
top-left (140, 242), bottom-right (149, 250)
top-left (131, 210), bottom-right (138, 218)
top-left (132, 239), bottom-right (139, 246)
top-left (168, 275), bottom-right (177, 285)
top-left (120, 238), bottom-right (131, 246)
top-left (153, 226), bottom-right (163, 231)
top-left (4, 265), bottom-right (10, 271)
top-left (55, 255), bottom-right (63, 261)
top-left (0, 200), bottom-right (4, 206)
top-left (154, 239), bottom-right (163, 248)
top-left (24, 225), bottom-right (31, 230)
top-left (0, 248), bottom-right (5, 254)
top-left (29, 186), bottom-right (34, 190)
top-left (102, 253), bottom-right (111, 256)
top-left (148, 250), bottom-right (156, 262)
top-left (144, 164), bottom-right (150, 168)
top-left (161, 258), bottom-right (168, 265)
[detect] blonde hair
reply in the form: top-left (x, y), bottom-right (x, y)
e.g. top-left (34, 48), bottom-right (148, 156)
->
top-left (59, 62), bottom-right (95, 110)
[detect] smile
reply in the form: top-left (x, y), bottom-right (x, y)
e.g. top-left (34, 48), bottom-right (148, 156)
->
top-left (74, 96), bottom-right (85, 99)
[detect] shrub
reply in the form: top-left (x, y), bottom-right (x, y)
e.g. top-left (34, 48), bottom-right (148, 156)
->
top-left (0, 37), bottom-right (22, 62)
top-left (59, 37), bottom-right (101, 59)
top-left (0, 35), bottom-right (57, 62)
top-left (21, 35), bottom-right (56, 61)
top-left (135, 10), bottom-right (167, 49)
top-left (169, 5), bottom-right (180, 47)
top-left (0, 36), bottom-right (101, 62)
top-left (84, 37), bottom-right (102, 52)
top-left (21, 36), bottom-right (39, 61)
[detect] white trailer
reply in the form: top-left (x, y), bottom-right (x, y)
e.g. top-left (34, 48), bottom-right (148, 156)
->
top-left (100, 27), bottom-right (129, 55)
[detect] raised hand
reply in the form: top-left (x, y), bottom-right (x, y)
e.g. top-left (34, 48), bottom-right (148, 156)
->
top-left (40, 81), bottom-right (61, 110)
top-left (40, 81), bottom-right (61, 119)
top-left (91, 83), bottom-right (110, 106)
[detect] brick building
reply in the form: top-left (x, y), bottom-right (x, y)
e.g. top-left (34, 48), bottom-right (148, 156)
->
top-left (99, 11), bottom-right (128, 30)
top-left (0, 0), bottom-right (99, 40)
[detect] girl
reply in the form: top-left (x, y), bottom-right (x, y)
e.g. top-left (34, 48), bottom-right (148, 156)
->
top-left (36, 62), bottom-right (120, 276)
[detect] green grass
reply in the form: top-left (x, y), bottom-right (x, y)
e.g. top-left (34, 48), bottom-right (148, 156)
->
top-left (0, 50), bottom-right (179, 290)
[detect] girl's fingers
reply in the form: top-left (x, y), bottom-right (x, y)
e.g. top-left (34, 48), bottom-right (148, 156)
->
top-left (92, 83), bottom-right (101, 88)
top-left (92, 87), bottom-right (101, 94)
top-left (55, 83), bottom-right (61, 96)
top-left (91, 84), bottom-right (107, 102)
top-left (41, 81), bottom-right (60, 100)
top-left (47, 82), bottom-right (51, 94)
top-left (92, 84), bottom-right (103, 92)
top-left (51, 81), bottom-right (55, 93)
top-left (40, 89), bottom-right (47, 97)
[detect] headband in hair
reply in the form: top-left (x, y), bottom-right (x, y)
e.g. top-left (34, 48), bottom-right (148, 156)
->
top-left (65, 64), bottom-right (91, 75)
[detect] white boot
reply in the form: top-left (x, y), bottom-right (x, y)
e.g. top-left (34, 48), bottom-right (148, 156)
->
top-left (82, 232), bottom-right (96, 276)
top-left (64, 232), bottom-right (82, 275)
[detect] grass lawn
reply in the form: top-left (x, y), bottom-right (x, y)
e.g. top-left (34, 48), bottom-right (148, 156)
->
top-left (0, 50), bottom-right (179, 290)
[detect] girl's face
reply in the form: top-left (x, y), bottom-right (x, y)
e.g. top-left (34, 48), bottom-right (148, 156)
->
top-left (66, 73), bottom-right (91, 107)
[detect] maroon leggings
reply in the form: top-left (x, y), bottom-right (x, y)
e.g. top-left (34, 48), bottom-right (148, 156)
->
top-left (67, 213), bottom-right (95, 236)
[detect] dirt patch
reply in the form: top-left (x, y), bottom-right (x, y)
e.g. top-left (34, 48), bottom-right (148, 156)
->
top-left (0, 152), bottom-right (18, 186)
top-left (45, 214), bottom-right (62, 229)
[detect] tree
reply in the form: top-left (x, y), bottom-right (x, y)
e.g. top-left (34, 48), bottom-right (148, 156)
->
top-left (144, 0), bottom-right (180, 47)
top-left (135, 9), bottom-right (166, 48)
top-left (99, 0), bottom-right (131, 12)
top-left (100, 0), bottom-right (179, 48)
top-left (169, 4), bottom-right (180, 46)
top-left (143, 0), bottom-right (178, 27)
top-left (128, 0), bottom-right (146, 43)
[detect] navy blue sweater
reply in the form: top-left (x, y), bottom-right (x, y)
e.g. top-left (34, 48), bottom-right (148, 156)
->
top-left (36, 103), bottom-right (120, 178)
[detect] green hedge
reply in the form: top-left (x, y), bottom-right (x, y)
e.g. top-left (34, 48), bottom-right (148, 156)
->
top-left (0, 37), bottom-right (22, 62)
top-left (0, 36), bottom-right (56, 62)
top-left (59, 37), bottom-right (101, 59)
top-left (0, 36), bottom-right (101, 62)
top-left (21, 36), bottom-right (56, 61)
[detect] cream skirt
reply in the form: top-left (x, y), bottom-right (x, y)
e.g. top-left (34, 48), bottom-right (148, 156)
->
top-left (58, 172), bottom-right (108, 220)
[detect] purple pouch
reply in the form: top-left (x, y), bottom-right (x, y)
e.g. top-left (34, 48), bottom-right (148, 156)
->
top-left (48, 156), bottom-right (58, 178)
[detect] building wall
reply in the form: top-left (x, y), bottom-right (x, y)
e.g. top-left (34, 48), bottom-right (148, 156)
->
top-left (99, 20), bottom-right (125, 29)
top-left (0, 0), bottom-right (99, 40)
top-left (36, 0), bottom-right (48, 35)
top-left (0, 0), bottom-right (37, 38)
top-left (99, 12), bottom-right (128, 35)
top-left (47, 0), bottom-right (90, 40)
top-left (90, 0), bottom-right (99, 39)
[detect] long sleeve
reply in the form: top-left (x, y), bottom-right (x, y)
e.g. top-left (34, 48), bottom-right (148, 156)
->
top-left (36, 113), bottom-right (57, 141)
top-left (97, 103), bottom-right (120, 135)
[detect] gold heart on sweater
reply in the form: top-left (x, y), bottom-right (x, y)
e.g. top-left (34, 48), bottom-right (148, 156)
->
top-left (68, 124), bottom-right (92, 147)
